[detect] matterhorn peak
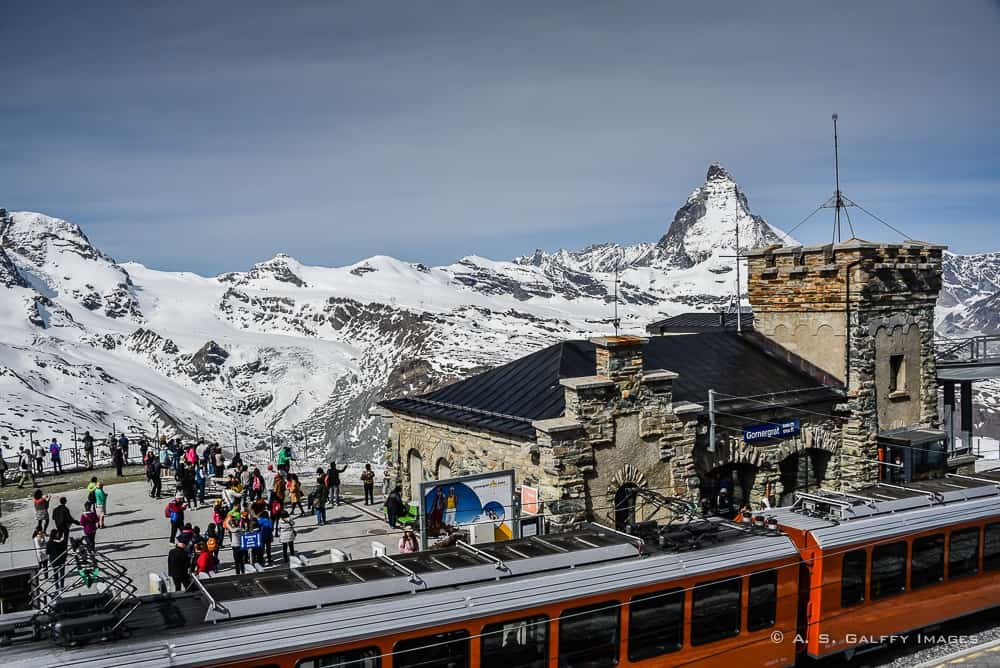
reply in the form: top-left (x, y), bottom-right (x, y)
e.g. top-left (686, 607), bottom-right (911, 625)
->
top-left (706, 162), bottom-right (734, 182)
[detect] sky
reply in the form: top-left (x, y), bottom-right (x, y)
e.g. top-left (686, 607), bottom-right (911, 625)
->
top-left (1, 2), bottom-right (998, 275)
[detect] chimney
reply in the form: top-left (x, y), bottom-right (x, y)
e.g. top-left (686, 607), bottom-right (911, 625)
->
top-left (591, 335), bottom-right (647, 385)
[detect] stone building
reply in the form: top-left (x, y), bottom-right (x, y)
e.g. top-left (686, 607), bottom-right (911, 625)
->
top-left (380, 238), bottom-right (948, 528)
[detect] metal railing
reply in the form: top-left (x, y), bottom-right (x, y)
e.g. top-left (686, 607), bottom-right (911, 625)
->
top-left (935, 334), bottom-right (1000, 366)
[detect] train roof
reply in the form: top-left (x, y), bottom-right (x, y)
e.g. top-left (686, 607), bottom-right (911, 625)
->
top-left (766, 471), bottom-right (1000, 549)
top-left (4, 522), bottom-right (797, 667)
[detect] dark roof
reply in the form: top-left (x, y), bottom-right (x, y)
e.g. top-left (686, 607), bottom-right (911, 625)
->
top-left (381, 332), bottom-right (843, 439)
top-left (646, 311), bottom-right (754, 334)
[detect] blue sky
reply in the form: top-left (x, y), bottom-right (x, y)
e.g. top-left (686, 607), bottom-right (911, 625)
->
top-left (1, 2), bottom-right (998, 275)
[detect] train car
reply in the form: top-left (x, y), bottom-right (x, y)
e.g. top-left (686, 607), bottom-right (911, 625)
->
top-left (765, 471), bottom-right (1000, 660)
top-left (4, 520), bottom-right (800, 668)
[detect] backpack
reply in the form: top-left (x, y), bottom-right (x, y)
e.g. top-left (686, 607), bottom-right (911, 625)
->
top-left (164, 502), bottom-right (176, 520)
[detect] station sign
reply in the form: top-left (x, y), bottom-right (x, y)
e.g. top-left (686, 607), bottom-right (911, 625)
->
top-left (743, 418), bottom-right (801, 444)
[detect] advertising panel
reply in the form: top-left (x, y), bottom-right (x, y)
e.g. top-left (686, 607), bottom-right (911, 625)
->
top-left (520, 484), bottom-right (539, 515)
top-left (420, 469), bottom-right (516, 548)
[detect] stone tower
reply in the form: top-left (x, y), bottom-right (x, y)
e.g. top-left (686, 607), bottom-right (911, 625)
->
top-left (746, 239), bottom-right (946, 485)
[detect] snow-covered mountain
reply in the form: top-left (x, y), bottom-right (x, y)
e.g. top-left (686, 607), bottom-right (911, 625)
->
top-left (1, 163), bottom-right (997, 461)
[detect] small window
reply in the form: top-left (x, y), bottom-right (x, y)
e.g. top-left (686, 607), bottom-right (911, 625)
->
top-left (949, 528), bottom-right (980, 579)
top-left (298, 648), bottom-right (379, 668)
top-left (628, 588), bottom-right (683, 661)
top-left (748, 570), bottom-right (778, 631)
top-left (481, 616), bottom-right (548, 668)
top-left (871, 542), bottom-right (907, 600)
top-left (841, 550), bottom-right (867, 607)
top-left (558, 602), bottom-right (619, 668)
top-left (889, 355), bottom-right (906, 393)
top-left (394, 630), bottom-right (468, 668)
top-left (910, 534), bottom-right (944, 589)
top-left (691, 578), bottom-right (741, 646)
top-left (985, 523), bottom-right (1000, 571)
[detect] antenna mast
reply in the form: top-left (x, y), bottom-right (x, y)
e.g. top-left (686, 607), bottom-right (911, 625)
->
top-left (612, 261), bottom-right (621, 336)
top-left (734, 187), bottom-right (742, 333)
top-left (832, 113), bottom-right (843, 243)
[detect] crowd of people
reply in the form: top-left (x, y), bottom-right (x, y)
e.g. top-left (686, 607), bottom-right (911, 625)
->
top-left (1, 430), bottom-right (135, 488)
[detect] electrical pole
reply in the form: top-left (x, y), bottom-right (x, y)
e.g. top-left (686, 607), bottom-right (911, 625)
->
top-left (708, 389), bottom-right (716, 453)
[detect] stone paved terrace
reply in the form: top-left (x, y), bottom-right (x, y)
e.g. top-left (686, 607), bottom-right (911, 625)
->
top-left (0, 466), bottom-right (402, 586)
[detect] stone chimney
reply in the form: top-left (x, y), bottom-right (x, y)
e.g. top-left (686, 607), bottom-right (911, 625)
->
top-left (591, 335), bottom-right (647, 386)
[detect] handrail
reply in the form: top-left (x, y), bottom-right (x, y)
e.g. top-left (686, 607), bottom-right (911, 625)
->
top-left (456, 540), bottom-right (508, 572)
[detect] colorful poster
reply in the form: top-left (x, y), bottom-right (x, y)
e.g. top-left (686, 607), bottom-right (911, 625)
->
top-left (520, 484), bottom-right (539, 515)
top-left (420, 470), bottom-right (515, 546)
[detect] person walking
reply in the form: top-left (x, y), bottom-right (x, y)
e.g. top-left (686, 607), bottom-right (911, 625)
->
top-left (167, 541), bottom-right (191, 591)
top-left (17, 447), bottom-right (34, 488)
top-left (32, 527), bottom-right (49, 578)
top-left (327, 461), bottom-right (348, 506)
top-left (32, 489), bottom-right (51, 533)
top-left (165, 495), bottom-right (187, 544)
top-left (277, 511), bottom-right (296, 562)
top-left (361, 464), bottom-right (375, 506)
top-left (47, 529), bottom-right (67, 591)
top-left (79, 502), bottom-right (99, 554)
top-left (82, 430), bottom-right (95, 469)
top-left (94, 482), bottom-right (108, 528)
top-left (49, 438), bottom-right (63, 474)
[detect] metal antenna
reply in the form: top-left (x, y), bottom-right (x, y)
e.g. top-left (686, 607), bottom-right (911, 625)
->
top-left (833, 113), bottom-right (842, 243)
top-left (734, 185), bottom-right (742, 334)
top-left (612, 260), bottom-right (621, 336)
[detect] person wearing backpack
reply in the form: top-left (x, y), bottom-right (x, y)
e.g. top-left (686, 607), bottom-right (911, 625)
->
top-left (164, 495), bottom-right (187, 544)
top-left (17, 447), bottom-right (35, 488)
top-left (85, 476), bottom-right (98, 505)
top-left (79, 502), bottom-right (99, 555)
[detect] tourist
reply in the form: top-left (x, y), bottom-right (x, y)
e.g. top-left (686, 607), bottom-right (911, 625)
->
top-left (52, 497), bottom-right (78, 535)
top-left (257, 510), bottom-right (274, 566)
top-left (49, 438), bottom-right (63, 474)
top-left (276, 444), bottom-right (292, 475)
top-left (82, 431), bottom-right (95, 469)
top-left (86, 476), bottom-right (99, 506)
top-left (181, 464), bottom-right (197, 508)
top-left (164, 494), bottom-right (188, 544)
top-left (79, 501), bottom-right (99, 553)
top-left (277, 511), bottom-right (296, 562)
top-left (327, 461), bottom-right (348, 506)
top-left (226, 507), bottom-right (247, 575)
top-left (716, 487), bottom-right (735, 519)
top-left (249, 467), bottom-right (265, 501)
top-left (269, 494), bottom-right (284, 525)
top-left (271, 469), bottom-right (286, 503)
top-left (195, 465), bottom-right (206, 507)
top-left (17, 447), bottom-right (34, 488)
top-left (314, 467), bottom-right (328, 525)
top-left (167, 540), bottom-right (191, 591)
top-left (94, 482), bottom-right (108, 528)
top-left (194, 542), bottom-right (216, 575)
top-left (147, 452), bottom-right (163, 498)
top-left (32, 489), bottom-right (51, 533)
top-left (205, 525), bottom-right (220, 559)
top-left (117, 432), bottom-right (130, 463)
top-left (287, 474), bottom-right (305, 515)
top-left (361, 464), bottom-right (375, 505)
top-left (33, 441), bottom-right (46, 475)
top-left (263, 465), bottom-right (276, 494)
top-left (112, 439), bottom-right (125, 477)
top-left (213, 445), bottom-right (225, 476)
top-left (47, 529), bottom-right (67, 591)
top-left (0, 450), bottom-right (8, 486)
top-left (398, 527), bottom-right (419, 553)
top-left (385, 485), bottom-right (405, 529)
top-left (32, 527), bottom-right (49, 578)
top-left (222, 475), bottom-right (243, 508)
top-left (382, 468), bottom-right (392, 498)
top-left (211, 499), bottom-right (226, 543)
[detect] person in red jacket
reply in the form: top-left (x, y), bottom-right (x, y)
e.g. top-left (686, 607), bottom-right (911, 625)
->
top-left (193, 542), bottom-right (216, 575)
top-left (164, 495), bottom-right (188, 544)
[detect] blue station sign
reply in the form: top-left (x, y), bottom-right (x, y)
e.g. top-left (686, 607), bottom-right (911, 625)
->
top-left (743, 418), bottom-right (801, 444)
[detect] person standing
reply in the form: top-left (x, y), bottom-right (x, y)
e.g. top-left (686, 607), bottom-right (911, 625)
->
top-left (94, 482), bottom-right (108, 528)
top-left (256, 511), bottom-right (274, 566)
top-left (117, 432), bottom-right (130, 464)
top-left (32, 489), bottom-right (51, 533)
top-left (52, 497), bottom-right (78, 535)
top-left (327, 461), bottom-right (348, 506)
top-left (49, 438), bottom-right (63, 474)
top-left (167, 541), bottom-right (191, 591)
top-left (385, 485), bottom-right (405, 529)
top-left (150, 456), bottom-right (163, 499)
top-left (313, 467), bottom-right (328, 525)
top-left (361, 464), bottom-right (375, 506)
top-left (165, 495), bottom-right (187, 544)
top-left (47, 529), bottom-right (67, 591)
top-left (287, 474), bottom-right (305, 516)
top-left (82, 431), bottom-right (95, 469)
top-left (33, 441), bottom-right (46, 476)
top-left (277, 511), bottom-right (296, 562)
top-left (382, 468), bottom-right (392, 498)
top-left (79, 502), bottom-right (99, 554)
top-left (276, 445), bottom-right (292, 476)
top-left (226, 508), bottom-right (247, 575)
top-left (112, 441), bottom-right (125, 477)
top-left (32, 527), bottom-right (49, 579)
top-left (271, 470), bottom-right (286, 504)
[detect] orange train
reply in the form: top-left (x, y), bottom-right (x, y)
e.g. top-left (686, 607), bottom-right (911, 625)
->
top-left (5, 472), bottom-right (1000, 668)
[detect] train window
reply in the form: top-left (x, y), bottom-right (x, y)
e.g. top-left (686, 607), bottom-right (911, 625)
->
top-left (840, 550), bottom-right (867, 607)
top-left (985, 523), bottom-right (1000, 571)
top-left (949, 528), bottom-right (980, 579)
top-left (747, 569), bottom-right (778, 631)
top-left (394, 630), bottom-right (469, 668)
top-left (691, 578), bottom-right (741, 645)
top-left (481, 616), bottom-right (548, 668)
top-left (628, 588), bottom-right (683, 661)
top-left (910, 534), bottom-right (944, 589)
top-left (297, 647), bottom-right (380, 668)
top-left (870, 542), bottom-right (907, 600)
top-left (558, 601), bottom-right (620, 668)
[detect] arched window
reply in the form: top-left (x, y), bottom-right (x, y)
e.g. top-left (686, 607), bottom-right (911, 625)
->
top-left (435, 458), bottom-right (451, 480)
top-left (614, 483), bottom-right (638, 531)
top-left (408, 450), bottom-right (423, 501)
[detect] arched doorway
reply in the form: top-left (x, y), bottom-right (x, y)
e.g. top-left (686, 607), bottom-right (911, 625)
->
top-left (613, 483), bottom-right (638, 531)
top-left (699, 464), bottom-right (757, 515)
top-left (435, 458), bottom-right (451, 480)
top-left (408, 450), bottom-right (424, 501)
top-left (778, 449), bottom-right (831, 505)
